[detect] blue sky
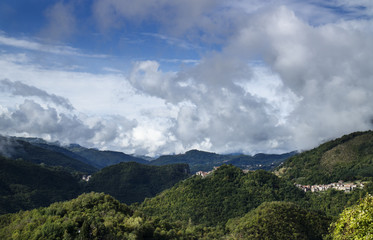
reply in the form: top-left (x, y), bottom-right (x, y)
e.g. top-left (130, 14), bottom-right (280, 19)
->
top-left (0, 0), bottom-right (373, 156)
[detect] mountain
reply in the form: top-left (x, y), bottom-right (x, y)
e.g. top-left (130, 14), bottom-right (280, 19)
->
top-left (150, 149), bottom-right (296, 173)
top-left (0, 136), bottom-right (97, 173)
top-left (0, 156), bottom-right (82, 214)
top-left (139, 165), bottom-right (304, 226)
top-left (275, 131), bottom-right (373, 184)
top-left (2, 135), bottom-right (294, 173)
top-left (67, 144), bottom-right (149, 169)
top-left (86, 162), bottom-right (191, 204)
top-left (3, 135), bottom-right (149, 170)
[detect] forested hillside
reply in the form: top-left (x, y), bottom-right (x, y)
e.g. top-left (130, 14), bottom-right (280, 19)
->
top-left (0, 136), bottom-right (97, 174)
top-left (0, 192), bottom-right (195, 240)
top-left (139, 165), bottom-right (304, 226)
top-left (1, 131), bottom-right (373, 239)
top-left (276, 131), bottom-right (373, 184)
top-left (0, 156), bottom-right (82, 214)
top-left (87, 162), bottom-right (191, 204)
top-left (226, 201), bottom-right (329, 239)
top-left (2, 167), bottom-right (370, 239)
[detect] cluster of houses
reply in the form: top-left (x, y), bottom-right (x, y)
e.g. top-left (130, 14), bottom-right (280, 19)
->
top-left (82, 175), bottom-right (91, 182)
top-left (195, 166), bottom-right (221, 178)
top-left (295, 180), bottom-right (364, 193)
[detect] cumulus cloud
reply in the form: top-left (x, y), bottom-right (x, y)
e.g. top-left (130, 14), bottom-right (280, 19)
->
top-left (0, 79), bottom-right (74, 110)
top-left (125, 4), bottom-right (373, 154)
top-left (128, 56), bottom-right (292, 154)
top-left (0, 99), bottom-right (138, 150)
top-left (1, 1), bottom-right (373, 156)
top-left (225, 6), bottom-right (373, 149)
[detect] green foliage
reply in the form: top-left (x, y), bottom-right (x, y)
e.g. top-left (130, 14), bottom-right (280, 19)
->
top-left (139, 165), bottom-right (304, 226)
top-left (300, 188), bottom-right (369, 220)
top-left (0, 156), bottom-right (82, 214)
top-left (276, 131), bottom-right (373, 184)
top-left (226, 201), bottom-right (330, 240)
top-left (0, 192), bottom-right (198, 240)
top-left (329, 194), bottom-right (373, 239)
top-left (87, 162), bottom-right (191, 204)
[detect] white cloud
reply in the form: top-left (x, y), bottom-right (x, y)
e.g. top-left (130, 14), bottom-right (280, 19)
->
top-left (223, 6), bottom-right (373, 150)
top-left (0, 33), bottom-right (107, 58)
top-left (121, 4), bottom-right (373, 154)
top-left (0, 79), bottom-right (74, 110)
top-left (1, 1), bottom-right (373, 156)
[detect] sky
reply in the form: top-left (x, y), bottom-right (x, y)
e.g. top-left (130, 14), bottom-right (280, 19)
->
top-left (0, 0), bottom-right (373, 156)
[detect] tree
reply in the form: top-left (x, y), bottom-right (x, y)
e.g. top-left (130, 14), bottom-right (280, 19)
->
top-left (330, 194), bottom-right (373, 239)
top-left (226, 201), bottom-right (330, 240)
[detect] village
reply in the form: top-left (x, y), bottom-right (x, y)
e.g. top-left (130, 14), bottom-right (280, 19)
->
top-left (196, 169), bottom-right (365, 193)
top-left (295, 181), bottom-right (365, 193)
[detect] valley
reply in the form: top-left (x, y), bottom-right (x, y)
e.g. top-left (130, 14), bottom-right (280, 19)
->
top-left (0, 131), bottom-right (372, 239)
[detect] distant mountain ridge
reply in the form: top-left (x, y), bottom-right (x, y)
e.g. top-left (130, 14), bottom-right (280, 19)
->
top-left (67, 144), bottom-right (149, 169)
top-left (0, 136), bottom-right (97, 173)
top-left (1, 135), bottom-right (296, 173)
top-left (0, 135), bottom-right (149, 171)
top-left (150, 149), bottom-right (296, 173)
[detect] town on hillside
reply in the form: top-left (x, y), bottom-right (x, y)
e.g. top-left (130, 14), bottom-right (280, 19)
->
top-left (295, 181), bottom-right (364, 193)
top-left (195, 167), bottom-right (253, 178)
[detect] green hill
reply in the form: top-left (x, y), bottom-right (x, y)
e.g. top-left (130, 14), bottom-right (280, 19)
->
top-left (139, 165), bottom-right (304, 226)
top-left (0, 192), bottom-right (195, 240)
top-left (0, 136), bottom-right (97, 174)
top-left (276, 131), bottom-right (373, 184)
top-left (226, 201), bottom-right (330, 240)
top-left (150, 149), bottom-right (295, 173)
top-left (0, 156), bottom-right (82, 214)
top-left (86, 162), bottom-right (191, 204)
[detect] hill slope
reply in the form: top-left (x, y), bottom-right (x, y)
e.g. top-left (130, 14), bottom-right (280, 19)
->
top-left (87, 162), bottom-right (190, 204)
top-left (0, 136), bottom-right (97, 173)
top-left (276, 131), bottom-right (373, 184)
top-left (0, 156), bottom-right (82, 214)
top-left (139, 165), bottom-right (304, 226)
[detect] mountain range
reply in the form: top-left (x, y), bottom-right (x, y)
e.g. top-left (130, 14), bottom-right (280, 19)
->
top-left (0, 135), bottom-right (295, 173)
top-left (0, 131), bottom-right (373, 239)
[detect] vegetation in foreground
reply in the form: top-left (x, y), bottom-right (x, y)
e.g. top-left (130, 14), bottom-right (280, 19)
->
top-left (1, 191), bottom-right (372, 239)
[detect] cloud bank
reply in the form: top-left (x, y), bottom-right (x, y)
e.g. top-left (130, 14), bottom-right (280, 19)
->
top-left (1, 1), bottom-right (373, 156)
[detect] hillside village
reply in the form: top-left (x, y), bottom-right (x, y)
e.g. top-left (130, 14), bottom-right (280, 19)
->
top-left (195, 166), bottom-right (223, 177)
top-left (295, 181), bottom-right (365, 193)
top-left (197, 168), bottom-right (365, 193)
